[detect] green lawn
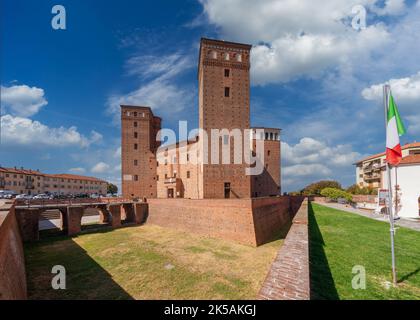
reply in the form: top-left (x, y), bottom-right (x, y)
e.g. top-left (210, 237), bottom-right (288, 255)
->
top-left (310, 203), bottom-right (420, 300)
top-left (25, 224), bottom-right (283, 300)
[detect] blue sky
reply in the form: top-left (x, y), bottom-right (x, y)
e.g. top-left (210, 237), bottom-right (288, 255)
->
top-left (1, 0), bottom-right (420, 192)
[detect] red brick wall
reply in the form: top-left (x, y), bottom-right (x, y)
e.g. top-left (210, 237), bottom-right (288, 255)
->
top-left (258, 199), bottom-right (309, 300)
top-left (0, 202), bottom-right (27, 300)
top-left (147, 196), bottom-right (304, 246)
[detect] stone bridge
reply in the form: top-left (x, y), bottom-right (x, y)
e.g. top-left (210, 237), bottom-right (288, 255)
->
top-left (15, 200), bottom-right (148, 241)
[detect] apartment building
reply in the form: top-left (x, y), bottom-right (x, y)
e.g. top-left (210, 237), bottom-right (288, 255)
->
top-left (121, 38), bottom-right (281, 199)
top-left (354, 142), bottom-right (420, 188)
top-left (0, 167), bottom-right (108, 195)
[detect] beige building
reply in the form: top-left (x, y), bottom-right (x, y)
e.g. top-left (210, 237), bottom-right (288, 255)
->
top-left (354, 142), bottom-right (420, 188)
top-left (121, 38), bottom-right (281, 199)
top-left (0, 167), bottom-right (108, 196)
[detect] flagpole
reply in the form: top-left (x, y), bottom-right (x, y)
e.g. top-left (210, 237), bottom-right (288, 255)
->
top-left (383, 84), bottom-right (397, 286)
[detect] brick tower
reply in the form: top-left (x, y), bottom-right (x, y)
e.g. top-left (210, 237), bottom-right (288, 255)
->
top-left (198, 38), bottom-right (253, 198)
top-left (121, 106), bottom-right (161, 198)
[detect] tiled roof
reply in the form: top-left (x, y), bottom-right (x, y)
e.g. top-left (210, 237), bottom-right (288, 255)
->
top-left (400, 154), bottom-right (420, 165)
top-left (355, 142), bottom-right (420, 164)
top-left (0, 167), bottom-right (106, 183)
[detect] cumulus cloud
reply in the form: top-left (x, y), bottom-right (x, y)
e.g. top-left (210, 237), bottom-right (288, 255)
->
top-left (197, 0), bottom-right (418, 85)
top-left (91, 162), bottom-right (110, 174)
top-left (0, 114), bottom-right (102, 148)
top-left (69, 167), bottom-right (86, 174)
top-left (281, 137), bottom-right (362, 190)
top-left (107, 52), bottom-right (195, 123)
top-left (1, 84), bottom-right (48, 117)
top-left (362, 71), bottom-right (420, 105)
top-left (362, 71), bottom-right (420, 135)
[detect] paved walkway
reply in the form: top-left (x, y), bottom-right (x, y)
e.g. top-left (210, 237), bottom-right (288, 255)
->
top-left (314, 202), bottom-right (420, 232)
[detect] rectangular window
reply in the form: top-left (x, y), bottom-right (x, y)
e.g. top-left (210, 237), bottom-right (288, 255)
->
top-left (187, 171), bottom-right (190, 179)
top-left (134, 112), bottom-right (137, 117)
top-left (223, 135), bottom-right (229, 145)
top-left (156, 175), bottom-right (159, 181)
top-left (134, 121), bottom-right (138, 127)
top-left (224, 69), bottom-right (230, 77)
top-left (267, 150), bottom-right (271, 156)
top-left (134, 143), bottom-right (138, 150)
top-left (134, 160), bottom-right (138, 166)
top-left (134, 132), bottom-right (138, 138)
top-left (224, 87), bottom-right (230, 97)
top-left (134, 175), bottom-right (138, 181)
top-left (224, 182), bottom-right (231, 199)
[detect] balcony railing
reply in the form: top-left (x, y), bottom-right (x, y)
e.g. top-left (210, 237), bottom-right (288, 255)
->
top-left (164, 177), bottom-right (178, 184)
top-left (364, 174), bottom-right (381, 181)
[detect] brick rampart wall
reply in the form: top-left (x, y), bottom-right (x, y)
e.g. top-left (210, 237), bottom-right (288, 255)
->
top-left (0, 201), bottom-right (27, 300)
top-left (147, 196), bottom-right (304, 246)
top-left (258, 199), bottom-right (309, 300)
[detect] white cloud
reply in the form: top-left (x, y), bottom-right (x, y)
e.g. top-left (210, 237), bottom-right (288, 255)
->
top-left (1, 84), bottom-right (48, 117)
top-left (114, 146), bottom-right (121, 158)
top-left (362, 71), bottom-right (420, 105)
top-left (0, 114), bottom-right (102, 148)
top-left (197, 0), bottom-right (417, 85)
top-left (91, 162), bottom-right (110, 174)
top-left (107, 52), bottom-right (195, 123)
top-left (69, 167), bottom-right (86, 174)
top-left (281, 137), bottom-right (362, 190)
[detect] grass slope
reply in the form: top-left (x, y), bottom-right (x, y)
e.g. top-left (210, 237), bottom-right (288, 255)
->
top-left (25, 224), bottom-right (283, 300)
top-left (310, 203), bottom-right (420, 300)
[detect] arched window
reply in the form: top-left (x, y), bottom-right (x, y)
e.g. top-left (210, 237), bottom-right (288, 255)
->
top-left (224, 52), bottom-right (230, 61)
top-left (236, 54), bottom-right (242, 62)
top-left (209, 50), bottom-right (217, 59)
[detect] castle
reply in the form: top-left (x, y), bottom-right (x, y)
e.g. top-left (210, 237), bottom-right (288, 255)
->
top-left (121, 38), bottom-right (281, 199)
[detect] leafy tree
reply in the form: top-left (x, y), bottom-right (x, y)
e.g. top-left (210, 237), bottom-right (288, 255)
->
top-left (320, 187), bottom-right (353, 202)
top-left (346, 184), bottom-right (378, 195)
top-left (107, 183), bottom-right (118, 195)
top-left (302, 180), bottom-right (342, 196)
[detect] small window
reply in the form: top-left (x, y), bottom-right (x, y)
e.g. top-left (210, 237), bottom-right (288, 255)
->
top-left (134, 143), bottom-right (138, 150)
top-left (134, 121), bottom-right (138, 127)
top-left (134, 112), bottom-right (137, 117)
top-left (134, 132), bottom-right (138, 138)
top-left (236, 54), bottom-right (242, 62)
top-left (268, 150), bottom-right (271, 156)
top-left (187, 171), bottom-right (190, 179)
top-left (209, 50), bottom-right (217, 59)
top-left (224, 69), bottom-right (230, 77)
top-left (187, 153), bottom-right (190, 162)
top-left (224, 53), bottom-right (230, 61)
top-left (156, 175), bottom-right (159, 181)
top-left (134, 175), bottom-right (138, 181)
top-left (224, 87), bottom-right (230, 97)
top-left (223, 135), bottom-right (229, 145)
top-left (134, 160), bottom-right (138, 166)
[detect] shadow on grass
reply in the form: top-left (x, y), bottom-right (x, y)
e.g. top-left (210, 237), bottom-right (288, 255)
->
top-left (399, 267), bottom-right (420, 284)
top-left (308, 202), bottom-right (339, 300)
top-left (25, 236), bottom-right (133, 300)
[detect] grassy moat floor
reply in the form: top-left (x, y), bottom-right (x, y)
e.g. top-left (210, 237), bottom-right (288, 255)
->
top-left (25, 224), bottom-right (284, 300)
top-left (310, 203), bottom-right (420, 300)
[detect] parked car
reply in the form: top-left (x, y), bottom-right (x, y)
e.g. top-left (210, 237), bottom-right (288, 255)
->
top-left (16, 194), bottom-right (33, 200)
top-left (33, 194), bottom-right (50, 200)
top-left (0, 190), bottom-right (17, 199)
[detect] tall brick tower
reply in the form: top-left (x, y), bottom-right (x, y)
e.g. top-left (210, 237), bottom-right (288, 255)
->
top-left (198, 38), bottom-right (253, 198)
top-left (121, 106), bottom-right (161, 198)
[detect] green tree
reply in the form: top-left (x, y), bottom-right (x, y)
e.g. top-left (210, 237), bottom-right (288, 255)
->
top-left (302, 180), bottom-right (342, 196)
top-left (320, 187), bottom-right (353, 202)
top-left (107, 183), bottom-right (118, 195)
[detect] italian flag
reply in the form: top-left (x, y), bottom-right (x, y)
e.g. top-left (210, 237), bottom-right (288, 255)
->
top-left (386, 92), bottom-right (406, 166)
